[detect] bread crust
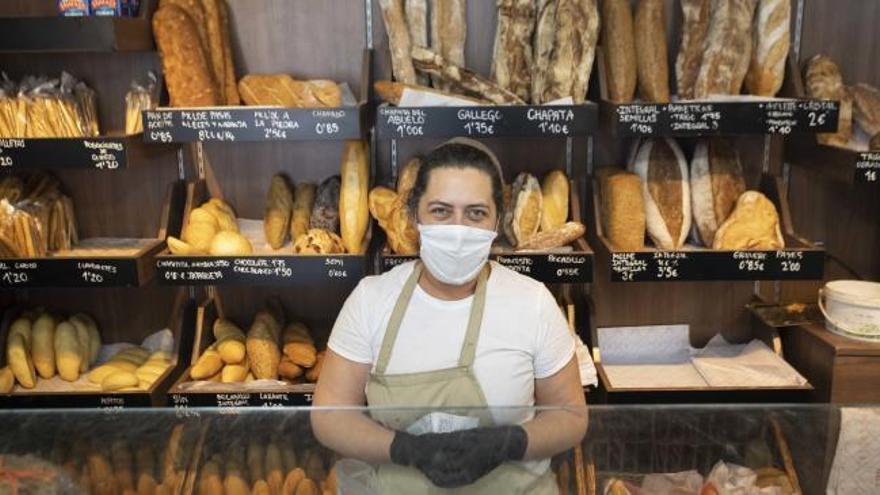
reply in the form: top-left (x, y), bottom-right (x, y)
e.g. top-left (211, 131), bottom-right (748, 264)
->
top-left (632, 139), bottom-right (690, 250)
top-left (675, 0), bottom-right (711, 100)
top-left (634, 0), bottom-right (670, 103)
top-left (602, 0), bottom-right (637, 103)
top-left (745, 0), bottom-right (790, 97)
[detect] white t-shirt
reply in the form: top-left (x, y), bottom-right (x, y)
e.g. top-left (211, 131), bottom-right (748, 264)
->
top-left (328, 261), bottom-right (579, 422)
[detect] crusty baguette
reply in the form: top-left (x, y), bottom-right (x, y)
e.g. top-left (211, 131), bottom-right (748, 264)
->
top-left (199, 0), bottom-right (226, 105)
top-left (675, 0), bottom-right (711, 99)
top-left (404, 0), bottom-right (429, 85)
top-left (492, 0), bottom-right (538, 103)
top-left (517, 222), bottom-right (585, 251)
top-left (153, 5), bottom-right (221, 107)
top-left (745, 0), bottom-right (790, 97)
top-left (634, 0), bottom-right (670, 103)
top-left (430, 0), bottom-right (467, 91)
top-left (531, 0), bottom-right (599, 104)
top-left (411, 47), bottom-right (525, 104)
top-left (602, 0), bottom-right (637, 103)
top-left (378, 0), bottom-right (417, 84)
top-left (694, 0), bottom-right (757, 99)
top-left (373, 80), bottom-right (488, 105)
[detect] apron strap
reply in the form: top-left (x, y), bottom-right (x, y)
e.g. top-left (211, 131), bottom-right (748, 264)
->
top-left (375, 263), bottom-right (424, 376)
top-left (458, 265), bottom-right (489, 368)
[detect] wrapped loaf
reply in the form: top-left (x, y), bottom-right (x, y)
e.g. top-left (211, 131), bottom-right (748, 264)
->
top-left (601, 171), bottom-right (646, 251)
top-left (713, 191), bottom-right (785, 250)
top-left (630, 139), bottom-right (691, 250)
top-left (690, 139), bottom-right (746, 247)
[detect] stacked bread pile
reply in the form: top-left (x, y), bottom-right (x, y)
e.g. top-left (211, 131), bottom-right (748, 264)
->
top-left (189, 301), bottom-right (324, 384)
top-left (603, 0), bottom-right (792, 103)
top-left (0, 174), bottom-right (78, 258)
top-left (88, 347), bottom-right (173, 392)
top-left (600, 138), bottom-right (785, 251)
top-left (376, 0), bottom-right (598, 105)
top-left (804, 55), bottom-right (880, 150)
top-left (197, 441), bottom-right (336, 495)
top-left (167, 197), bottom-right (253, 256)
top-left (0, 72), bottom-right (99, 138)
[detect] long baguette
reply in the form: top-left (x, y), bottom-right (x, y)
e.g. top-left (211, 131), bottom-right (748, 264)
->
top-left (430, 0), bottom-right (467, 91)
top-left (411, 47), bottom-right (525, 104)
top-left (491, 0), bottom-right (537, 103)
top-left (378, 0), bottom-right (417, 84)
top-left (517, 222), bottom-right (585, 251)
top-left (404, 0), bottom-right (429, 85)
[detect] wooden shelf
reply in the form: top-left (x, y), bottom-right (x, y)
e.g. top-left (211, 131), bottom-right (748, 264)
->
top-left (0, 16), bottom-right (153, 53)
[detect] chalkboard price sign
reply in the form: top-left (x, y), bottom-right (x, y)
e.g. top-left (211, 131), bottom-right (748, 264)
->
top-left (156, 255), bottom-right (366, 286)
top-left (855, 152), bottom-right (880, 184)
top-left (0, 137), bottom-right (128, 169)
top-left (381, 251), bottom-right (593, 283)
top-left (173, 391), bottom-right (313, 408)
top-left (0, 258), bottom-right (141, 287)
top-left (609, 249), bottom-right (824, 282)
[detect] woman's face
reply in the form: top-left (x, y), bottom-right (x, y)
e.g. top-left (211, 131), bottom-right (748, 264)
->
top-left (417, 166), bottom-right (497, 229)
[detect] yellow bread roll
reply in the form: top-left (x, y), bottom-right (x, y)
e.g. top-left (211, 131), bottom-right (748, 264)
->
top-left (89, 361), bottom-right (139, 384)
top-left (221, 363), bottom-right (249, 383)
top-left (252, 480), bottom-right (270, 495)
top-left (148, 351), bottom-right (172, 362)
top-left (208, 230), bottom-right (253, 256)
top-left (69, 317), bottom-right (92, 373)
top-left (213, 318), bottom-right (246, 364)
top-left (265, 174), bottom-right (294, 250)
top-left (32, 312), bottom-right (57, 379)
top-left (540, 170), bottom-right (570, 232)
top-left (291, 182), bottom-right (317, 243)
top-left (247, 314), bottom-right (281, 380)
top-left (278, 357), bottom-right (304, 381)
top-left (202, 201), bottom-right (238, 232)
top-left (6, 328), bottom-right (36, 387)
top-left (102, 370), bottom-right (140, 391)
top-left (191, 346), bottom-right (223, 380)
top-left (183, 220), bottom-right (218, 253)
top-left (305, 351), bottom-right (325, 383)
top-left (339, 140), bottom-right (370, 254)
top-left (7, 317), bottom-right (32, 347)
top-left (282, 469), bottom-right (305, 495)
top-left (0, 366), bottom-right (14, 393)
top-left (295, 478), bottom-right (318, 495)
top-left (54, 321), bottom-right (82, 382)
top-left (189, 207), bottom-right (219, 228)
top-left (284, 343), bottom-right (317, 368)
top-left (167, 236), bottom-right (199, 255)
top-left (71, 313), bottom-right (101, 365)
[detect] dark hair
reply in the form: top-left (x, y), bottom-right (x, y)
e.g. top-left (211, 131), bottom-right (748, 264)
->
top-left (407, 143), bottom-right (504, 220)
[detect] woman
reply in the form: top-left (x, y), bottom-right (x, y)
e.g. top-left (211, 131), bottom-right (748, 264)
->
top-left (312, 140), bottom-right (592, 494)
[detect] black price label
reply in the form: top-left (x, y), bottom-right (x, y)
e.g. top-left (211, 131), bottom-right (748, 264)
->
top-left (0, 259), bottom-right (138, 287)
top-left (215, 393), bottom-right (252, 408)
top-left (143, 108), bottom-right (359, 143)
top-left (856, 152), bottom-right (880, 184)
top-left (99, 396), bottom-right (126, 412)
top-left (382, 253), bottom-right (592, 283)
top-left (0, 138), bottom-right (126, 169)
top-left (157, 256), bottom-right (363, 286)
top-left (667, 103), bottom-right (721, 133)
top-left (616, 104), bottom-right (661, 135)
top-left (610, 250), bottom-right (822, 282)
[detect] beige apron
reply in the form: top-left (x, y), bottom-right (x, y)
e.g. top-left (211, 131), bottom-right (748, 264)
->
top-left (365, 263), bottom-right (558, 495)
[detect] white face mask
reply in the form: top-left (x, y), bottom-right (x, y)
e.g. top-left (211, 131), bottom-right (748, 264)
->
top-left (417, 224), bottom-right (497, 285)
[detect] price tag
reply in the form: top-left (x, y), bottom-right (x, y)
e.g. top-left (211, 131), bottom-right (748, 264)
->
top-left (795, 100), bottom-right (839, 132)
top-left (856, 152), bottom-right (880, 184)
top-left (324, 257), bottom-right (348, 279)
top-left (667, 103), bottom-right (721, 133)
top-left (385, 253), bottom-right (590, 283)
top-left (611, 252), bottom-right (649, 282)
top-left (734, 251), bottom-right (768, 273)
top-left (158, 255), bottom-right (365, 286)
top-left (99, 396), bottom-right (126, 412)
top-left (0, 137), bottom-right (127, 169)
top-left (458, 108), bottom-right (500, 137)
top-left (215, 393), bottom-right (252, 408)
top-left (257, 393), bottom-right (291, 408)
top-left (527, 107), bottom-right (576, 136)
top-left (143, 107), bottom-right (358, 142)
top-left (616, 104), bottom-right (661, 135)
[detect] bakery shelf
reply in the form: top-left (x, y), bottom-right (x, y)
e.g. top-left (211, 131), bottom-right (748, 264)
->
top-left (590, 174), bottom-right (825, 282)
top-left (786, 134), bottom-right (880, 186)
top-left (167, 296), bottom-right (316, 409)
top-left (596, 50), bottom-right (840, 138)
top-left (0, 288), bottom-right (195, 409)
top-left (375, 102), bottom-right (598, 139)
top-left (0, 16), bottom-right (153, 53)
top-left (0, 133), bottom-right (173, 170)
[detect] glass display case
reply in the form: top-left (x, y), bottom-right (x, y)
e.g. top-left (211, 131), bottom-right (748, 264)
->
top-left (0, 404), bottom-right (873, 494)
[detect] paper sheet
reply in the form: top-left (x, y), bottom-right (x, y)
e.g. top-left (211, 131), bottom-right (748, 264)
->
top-left (691, 337), bottom-right (808, 388)
top-left (573, 333), bottom-right (598, 387)
top-left (598, 325), bottom-right (692, 364)
top-left (827, 408), bottom-right (880, 494)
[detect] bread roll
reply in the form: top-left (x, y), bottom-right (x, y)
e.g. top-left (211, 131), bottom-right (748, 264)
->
top-left (306, 352), bottom-right (325, 383)
top-left (634, 0), bottom-right (670, 103)
top-left (675, 0), bottom-right (711, 100)
top-left (265, 174), bottom-right (294, 250)
top-left (745, 0), bottom-right (790, 97)
top-left (339, 140), bottom-right (370, 254)
top-left (247, 317), bottom-right (281, 380)
top-left (503, 173), bottom-right (543, 247)
top-left (430, 0), bottom-right (467, 91)
top-left (631, 139), bottom-right (691, 250)
top-left (805, 55), bottom-right (852, 147)
top-left (694, 0), bottom-right (757, 99)
top-left (601, 172), bottom-right (646, 251)
top-left (602, 0), bottom-right (637, 103)
top-left (209, 230), bottom-right (253, 256)
top-left (491, 0), bottom-right (537, 102)
top-left (291, 182), bottom-right (317, 243)
top-left (294, 229), bottom-right (345, 255)
top-left (153, 5), bottom-right (221, 107)
top-left (531, 0), bottom-right (599, 104)
top-left (191, 346), bottom-right (223, 380)
top-left (54, 321), bottom-right (81, 382)
top-left (713, 191), bottom-right (784, 250)
top-left (852, 83), bottom-right (880, 137)
top-left (310, 176), bottom-right (341, 233)
top-left (69, 316), bottom-right (92, 373)
top-left (7, 316), bottom-right (31, 347)
top-left (6, 333), bottom-right (35, 388)
top-left (214, 318), bottom-right (246, 364)
top-left (0, 366), bottom-right (13, 393)
top-left (690, 139), bottom-right (746, 247)
top-left (540, 170), bottom-right (569, 231)
top-left (378, 0), bottom-right (417, 85)
top-left (102, 370), bottom-right (140, 391)
top-left (517, 222), bottom-right (585, 251)
top-left (32, 313), bottom-right (56, 379)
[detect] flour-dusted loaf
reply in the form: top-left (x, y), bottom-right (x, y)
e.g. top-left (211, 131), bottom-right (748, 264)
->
top-left (601, 171), bottom-right (646, 251)
top-left (378, 0), bottom-right (417, 85)
top-left (153, 5), bottom-right (221, 107)
top-left (694, 0), bottom-right (757, 99)
top-left (430, 0), bottom-right (467, 91)
top-left (690, 139), bottom-right (746, 247)
top-left (199, 0), bottom-right (226, 105)
top-left (805, 55), bottom-right (852, 147)
top-left (634, 0), bottom-right (670, 103)
top-left (491, 0), bottom-right (538, 103)
top-left (404, 0), bottom-right (429, 85)
top-left (602, 0), bottom-right (637, 103)
top-left (532, 0), bottom-right (599, 104)
top-left (851, 83), bottom-right (880, 137)
top-left (713, 191), bottom-right (784, 250)
top-left (745, 0), bottom-right (790, 97)
top-left (412, 47), bottom-right (525, 104)
top-left (675, 0), bottom-right (711, 100)
top-left (631, 139), bottom-right (691, 250)
top-left (503, 173), bottom-right (543, 248)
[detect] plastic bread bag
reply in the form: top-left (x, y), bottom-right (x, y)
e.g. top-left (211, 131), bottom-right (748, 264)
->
top-left (71, 78), bottom-right (100, 136)
top-left (125, 71), bottom-right (158, 135)
top-left (0, 73), bottom-right (19, 137)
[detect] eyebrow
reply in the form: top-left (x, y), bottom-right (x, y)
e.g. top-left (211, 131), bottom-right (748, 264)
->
top-left (427, 200), bottom-right (490, 209)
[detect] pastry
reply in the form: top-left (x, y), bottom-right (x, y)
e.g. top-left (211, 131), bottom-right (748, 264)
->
top-left (153, 5), bottom-right (221, 107)
top-left (634, 0), bottom-right (670, 103)
top-left (601, 171), bottom-right (646, 251)
top-left (805, 55), bottom-right (852, 147)
top-left (540, 170), bottom-right (569, 231)
top-left (405, 0), bottom-right (429, 85)
top-left (694, 0), bottom-right (757, 98)
top-left (265, 174), bottom-right (294, 250)
top-left (531, 0), bottom-right (599, 104)
top-left (675, 0), bottom-right (711, 99)
top-left (713, 191), bottom-right (785, 250)
top-left (378, 0), bottom-right (417, 84)
top-left (339, 140), bottom-right (370, 254)
top-left (602, 0), bottom-right (637, 103)
top-left (690, 139), bottom-right (746, 247)
top-left (745, 0), bottom-right (790, 97)
top-left (491, 0), bottom-right (538, 102)
top-left (430, 0), bottom-right (467, 91)
top-left (310, 176), bottom-right (341, 233)
top-left (411, 47), bottom-right (525, 104)
top-left (373, 80), bottom-right (488, 105)
top-left (503, 173), bottom-right (543, 247)
top-left (517, 222), bottom-right (585, 250)
top-left (852, 83), bottom-right (880, 137)
top-left (291, 182), bottom-right (316, 243)
top-left (631, 139), bottom-right (691, 250)
top-left (294, 229), bottom-right (345, 255)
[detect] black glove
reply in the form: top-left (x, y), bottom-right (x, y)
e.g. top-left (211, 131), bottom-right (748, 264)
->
top-left (390, 426), bottom-right (529, 488)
